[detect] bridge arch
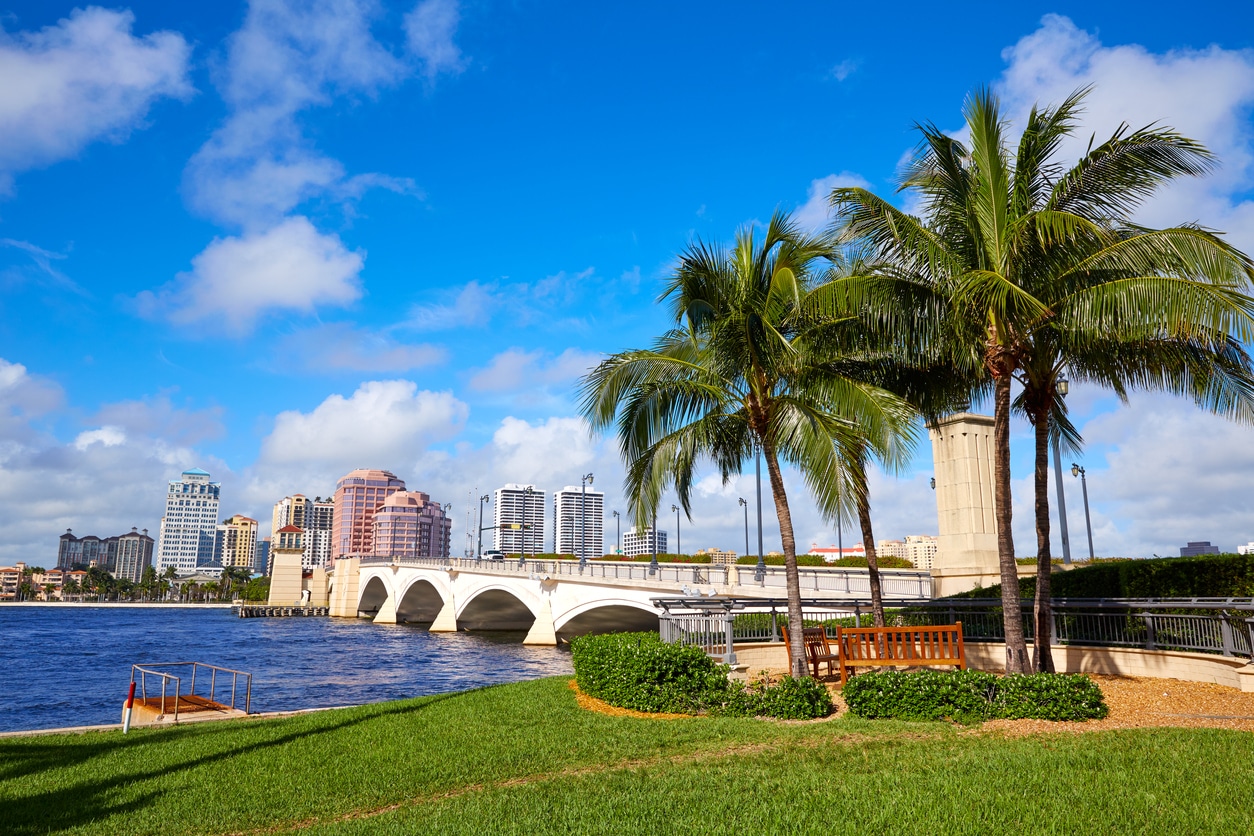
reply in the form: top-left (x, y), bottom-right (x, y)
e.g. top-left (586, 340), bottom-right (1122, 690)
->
top-left (457, 585), bottom-right (538, 632)
top-left (356, 574), bottom-right (391, 618)
top-left (555, 598), bottom-right (660, 640)
top-left (395, 578), bottom-right (447, 624)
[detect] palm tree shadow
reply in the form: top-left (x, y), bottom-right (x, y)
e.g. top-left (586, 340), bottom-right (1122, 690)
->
top-left (1, 693), bottom-right (459, 834)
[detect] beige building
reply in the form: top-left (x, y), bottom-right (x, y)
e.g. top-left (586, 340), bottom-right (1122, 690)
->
top-left (273, 494), bottom-right (335, 569)
top-left (875, 535), bottom-right (938, 570)
top-left (693, 547), bottom-right (738, 565)
top-left (215, 515), bottom-right (258, 570)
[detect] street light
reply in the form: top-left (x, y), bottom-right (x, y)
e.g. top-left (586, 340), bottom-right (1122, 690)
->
top-left (1071, 464), bottom-right (1095, 561)
top-left (738, 498), bottom-right (749, 563)
top-left (611, 510), bottom-right (620, 555)
top-left (477, 493), bottom-right (491, 559)
top-left (649, 507), bottom-right (658, 576)
top-left (1053, 374), bottom-right (1073, 565)
top-left (755, 453), bottom-right (765, 581)
top-left (580, 473), bottom-right (594, 569)
top-left (671, 504), bottom-right (681, 559)
top-left (442, 503), bottom-right (452, 561)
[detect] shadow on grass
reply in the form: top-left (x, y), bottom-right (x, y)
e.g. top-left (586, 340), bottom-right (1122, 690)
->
top-left (1, 693), bottom-right (459, 835)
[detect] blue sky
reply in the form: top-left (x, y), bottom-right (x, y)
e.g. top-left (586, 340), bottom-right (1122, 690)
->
top-left (2, 0), bottom-right (1253, 562)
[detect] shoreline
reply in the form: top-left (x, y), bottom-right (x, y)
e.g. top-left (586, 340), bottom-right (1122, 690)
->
top-left (0, 602), bottom-right (235, 609)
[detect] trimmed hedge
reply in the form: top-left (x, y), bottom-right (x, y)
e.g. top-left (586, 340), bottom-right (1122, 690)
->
top-left (733, 554), bottom-right (916, 569)
top-left (843, 669), bottom-right (1108, 722)
top-left (955, 553), bottom-right (1254, 599)
top-left (569, 632), bottom-right (832, 719)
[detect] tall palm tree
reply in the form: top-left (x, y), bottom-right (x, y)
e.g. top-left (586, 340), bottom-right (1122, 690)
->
top-left (832, 88), bottom-right (1254, 673)
top-left (580, 212), bottom-right (917, 676)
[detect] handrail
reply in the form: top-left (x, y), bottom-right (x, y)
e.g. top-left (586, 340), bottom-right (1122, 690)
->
top-left (129, 662), bottom-right (252, 716)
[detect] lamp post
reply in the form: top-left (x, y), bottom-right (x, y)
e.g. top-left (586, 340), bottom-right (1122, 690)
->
top-left (738, 498), bottom-right (749, 561)
top-left (477, 493), bottom-right (490, 559)
top-left (611, 510), bottom-right (620, 555)
top-left (671, 504), bottom-right (681, 559)
top-left (1071, 464), bottom-right (1095, 561)
top-left (755, 453), bottom-right (765, 581)
top-left (649, 508), bottom-right (658, 576)
top-left (580, 473), bottom-right (594, 569)
top-left (1054, 375), bottom-right (1073, 564)
top-left (442, 503), bottom-right (452, 561)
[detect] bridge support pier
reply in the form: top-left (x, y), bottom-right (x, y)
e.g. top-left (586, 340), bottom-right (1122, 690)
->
top-left (328, 557), bottom-right (360, 618)
top-left (523, 598), bottom-right (557, 646)
top-left (429, 597), bottom-right (457, 632)
top-left (373, 594), bottom-right (398, 624)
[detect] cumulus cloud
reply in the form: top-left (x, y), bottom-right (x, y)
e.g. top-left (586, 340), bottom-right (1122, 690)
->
top-left (0, 7), bottom-right (191, 192)
top-left (469, 347), bottom-right (601, 393)
top-left (995, 14), bottom-right (1254, 252)
top-left (275, 322), bottom-right (446, 372)
top-left (135, 217), bottom-right (364, 334)
top-left (404, 0), bottom-right (465, 81)
top-left (794, 172), bottom-right (872, 232)
top-left (92, 394), bottom-right (225, 446)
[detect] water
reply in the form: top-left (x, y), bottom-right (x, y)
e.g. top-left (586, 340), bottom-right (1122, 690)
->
top-left (0, 606), bottom-right (572, 733)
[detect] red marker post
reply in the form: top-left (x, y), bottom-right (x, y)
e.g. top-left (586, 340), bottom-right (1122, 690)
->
top-left (123, 681), bottom-right (136, 734)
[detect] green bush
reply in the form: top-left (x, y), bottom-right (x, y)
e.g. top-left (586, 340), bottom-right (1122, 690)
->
top-left (570, 632), bottom-right (833, 719)
top-left (843, 670), bottom-right (1108, 722)
top-left (955, 553), bottom-right (1254, 599)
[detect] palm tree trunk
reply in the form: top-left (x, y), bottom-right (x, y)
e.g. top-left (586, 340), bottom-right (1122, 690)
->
top-left (850, 454), bottom-right (885, 627)
top-left (993, 370), bottom-right (1029, 673)
top-left (1032, 416), bottom-right (1056, 673)
top-left (762, 443), bottom-right (808, 679)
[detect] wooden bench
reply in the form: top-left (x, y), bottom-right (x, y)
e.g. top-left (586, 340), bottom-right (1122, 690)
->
top-left (833, 621), bottom-right (966, 685)
top-left (780, 625), bottom-right (841, 679)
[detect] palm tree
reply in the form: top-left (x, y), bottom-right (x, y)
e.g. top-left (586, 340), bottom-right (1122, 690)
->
top-left (580, 212), bottom-right (917, 676)
top-left (832, 88), bottom-right (1254, 672)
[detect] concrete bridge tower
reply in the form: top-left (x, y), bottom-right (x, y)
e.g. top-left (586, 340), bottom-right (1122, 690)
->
top-left (929, 413), bottom-right (1002, 595)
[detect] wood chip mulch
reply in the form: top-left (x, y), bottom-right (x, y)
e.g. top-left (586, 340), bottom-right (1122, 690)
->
top-left (567, 679), bottom-right (693, 720)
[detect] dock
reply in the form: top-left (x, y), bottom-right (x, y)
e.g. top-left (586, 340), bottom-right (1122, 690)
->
top-left (233, 605), bottom-right (329, 618)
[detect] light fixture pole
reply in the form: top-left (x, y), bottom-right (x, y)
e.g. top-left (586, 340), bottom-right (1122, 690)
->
top-left (649, 508), bottom-right (658, 576)
top-left (1072, 464), bottom-right (1095, 561)
top-left (580, 473), bottom-right (594, 569)
top-left (442, 503), bottom-right (452, 560)
top-left (671, 504), bottom-right (681, 559)
top-left (1054, 375), bottom-right (1073, 565)
top-left (477, 493), bottom-right (490, 559)
top-left (755, 453), bottom-right (765, 581)
top-left (611, 510), bottom-right (620, 555)
top-left (738, 498), bottom-right (749, 561)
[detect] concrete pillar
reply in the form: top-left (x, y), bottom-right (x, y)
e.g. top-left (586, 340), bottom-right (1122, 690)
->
top-left (267, 553), bottom-right (304, 606)
top-left (523, 598), bottom-right (557, 646)
top-left (373, 590), bottom-right (398, 624)
top-left (929, 413), bottom-right (1001, 594)
top-left (307, 567), bottom-right (328, 607)
top-left (327, 557), bottom-right (361, 618)
top-left (429, 597), bottom-right (457, 632)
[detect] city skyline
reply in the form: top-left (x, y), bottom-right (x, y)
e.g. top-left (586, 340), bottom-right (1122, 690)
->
top-left (2, 4), bottom-right (1254, 561)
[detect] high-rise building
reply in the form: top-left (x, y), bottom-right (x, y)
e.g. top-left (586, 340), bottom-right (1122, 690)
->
top-left (155, 468), bottom-right (222, 574)
top-left (273, 494), bottom-right (335, 569)
top-left (554, 485), bottom-right (604, 559)
top-left (372, 491), bottom-right (452, 558)
top-left (494, 484), bottom-right (545, 556)
top-left (256, 537), bottom-right (271, 575)
top-left (693, 547), bottom-right (738, 565)
top-left (332, 469), bottom-right (406, 562)
top-left (114, 528), bottom-right (155, 583)
top-left (622, 526), bottom-right (667, 557)
top-left (215, 515), bottom-right (259, 570)
top-left (904, 535), bottom-right (938, 570)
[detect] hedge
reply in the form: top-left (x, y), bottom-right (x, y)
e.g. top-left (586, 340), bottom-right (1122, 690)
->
top-left (954, 553), bottom-right (1254, 600)
top-left (843, 669), bottom-right (1109, 722)
top-left (569, 632), bottom-right (832, 719)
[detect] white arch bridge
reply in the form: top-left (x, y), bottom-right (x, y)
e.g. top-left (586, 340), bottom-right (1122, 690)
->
top-left (327, 556), bottom-right (933, 645)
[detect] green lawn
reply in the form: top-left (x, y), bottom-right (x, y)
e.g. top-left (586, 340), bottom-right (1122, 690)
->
top-left (2, 676), bottom-right (1250, 835)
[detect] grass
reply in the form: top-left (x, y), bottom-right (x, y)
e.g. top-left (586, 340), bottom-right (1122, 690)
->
top-left (2, 676), bottom-right (1251, 835)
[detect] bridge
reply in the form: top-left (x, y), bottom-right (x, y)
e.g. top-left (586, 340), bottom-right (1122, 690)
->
top-left (326, 556), bottom-right (933, 645)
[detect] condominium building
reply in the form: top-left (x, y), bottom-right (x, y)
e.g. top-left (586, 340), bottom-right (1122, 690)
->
top-left (622, 526), bottom-right (667, 557)
top-left (114, 528), bottom-right (155, 583)
top-left (494, 484), bottom-right (545, 556)
top-left (56, 530), bottom-right (120, 571)
top-left (273, 494), bottom-right (335, 569)
top-left (256, 537), bottom-right (271, 575)
top-left (903, 535), bottom-right (938, 570)
top-left (694, 547), bottom-right (738, 565)
top-left (214, 515), bottom-right (259, 570)
top-left (372, 491), bottom-right (452, 558)
top-left (554, 485), bottom-right (604, 559)
top-left (332, 469), bottom-right (406, 563)
top-left (155, 468), bottom-right (222, 573)
top-left (876, 539), bottom-right (909, 561)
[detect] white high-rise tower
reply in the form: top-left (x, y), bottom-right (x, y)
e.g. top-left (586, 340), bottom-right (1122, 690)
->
top-left (155, 468), bottom-right (221, 574)
top-left (493, 484), bottom-right (545, 556)
top-left (554, 486), bottom-right (604, 559)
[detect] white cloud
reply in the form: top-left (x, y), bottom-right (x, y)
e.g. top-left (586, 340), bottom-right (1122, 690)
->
top-left (405, 280), bottom-right (500, 330)
top-left (73, 426), bottom-right (126, 450)
top-left (794, 172), bottom-right (872, 232)
top-left (0, 7), bottom-right (191, 192)
top-left (996, 14), bottom-right (1254, 252)
top-left (829, 59), bottom-right (858, 82)
top-left (469, 347), bottom-right (601, 393)
top-left (136, 217), bottom-right (364, 335)
top-left (276, 323), bottom-right (446, 372)
top-left (404, 0), bottom-right (465, 81)
top-left (92, 394), bottom-right (225, 446)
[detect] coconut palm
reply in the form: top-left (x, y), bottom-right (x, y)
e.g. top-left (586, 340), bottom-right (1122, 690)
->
top-left (832, 88), bottom-right (1254, 673)
top-left (580, 212), bottom-right (917, 676)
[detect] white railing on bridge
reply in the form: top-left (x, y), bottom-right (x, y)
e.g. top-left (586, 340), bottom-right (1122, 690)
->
top-left (354, 555), bottom-right (932, 599)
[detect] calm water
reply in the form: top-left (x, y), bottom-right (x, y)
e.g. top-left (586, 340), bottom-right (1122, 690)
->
top-left (0, 606), bottom-right (572, 733)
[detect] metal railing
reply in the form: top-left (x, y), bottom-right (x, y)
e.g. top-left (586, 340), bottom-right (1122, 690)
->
top-left (129, 662), bottom-right (253, 721)
top-left (654, 597), bottom-right (1254, 664)
top-left (354, 555), bottom-right (932, 599)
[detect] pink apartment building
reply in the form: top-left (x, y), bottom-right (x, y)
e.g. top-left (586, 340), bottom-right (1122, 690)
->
top-left (331, 469), bottom-right (407, 562)
top-left (372, 491), bottom-right (452, 559)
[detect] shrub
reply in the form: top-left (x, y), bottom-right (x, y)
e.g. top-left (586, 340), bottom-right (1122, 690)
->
top-left (842, 670), bottom-right (1108, 722)
top-left (570, 632), bottom-right (834, 719)
top-left (955, 553), bottom-right (1254, 599)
